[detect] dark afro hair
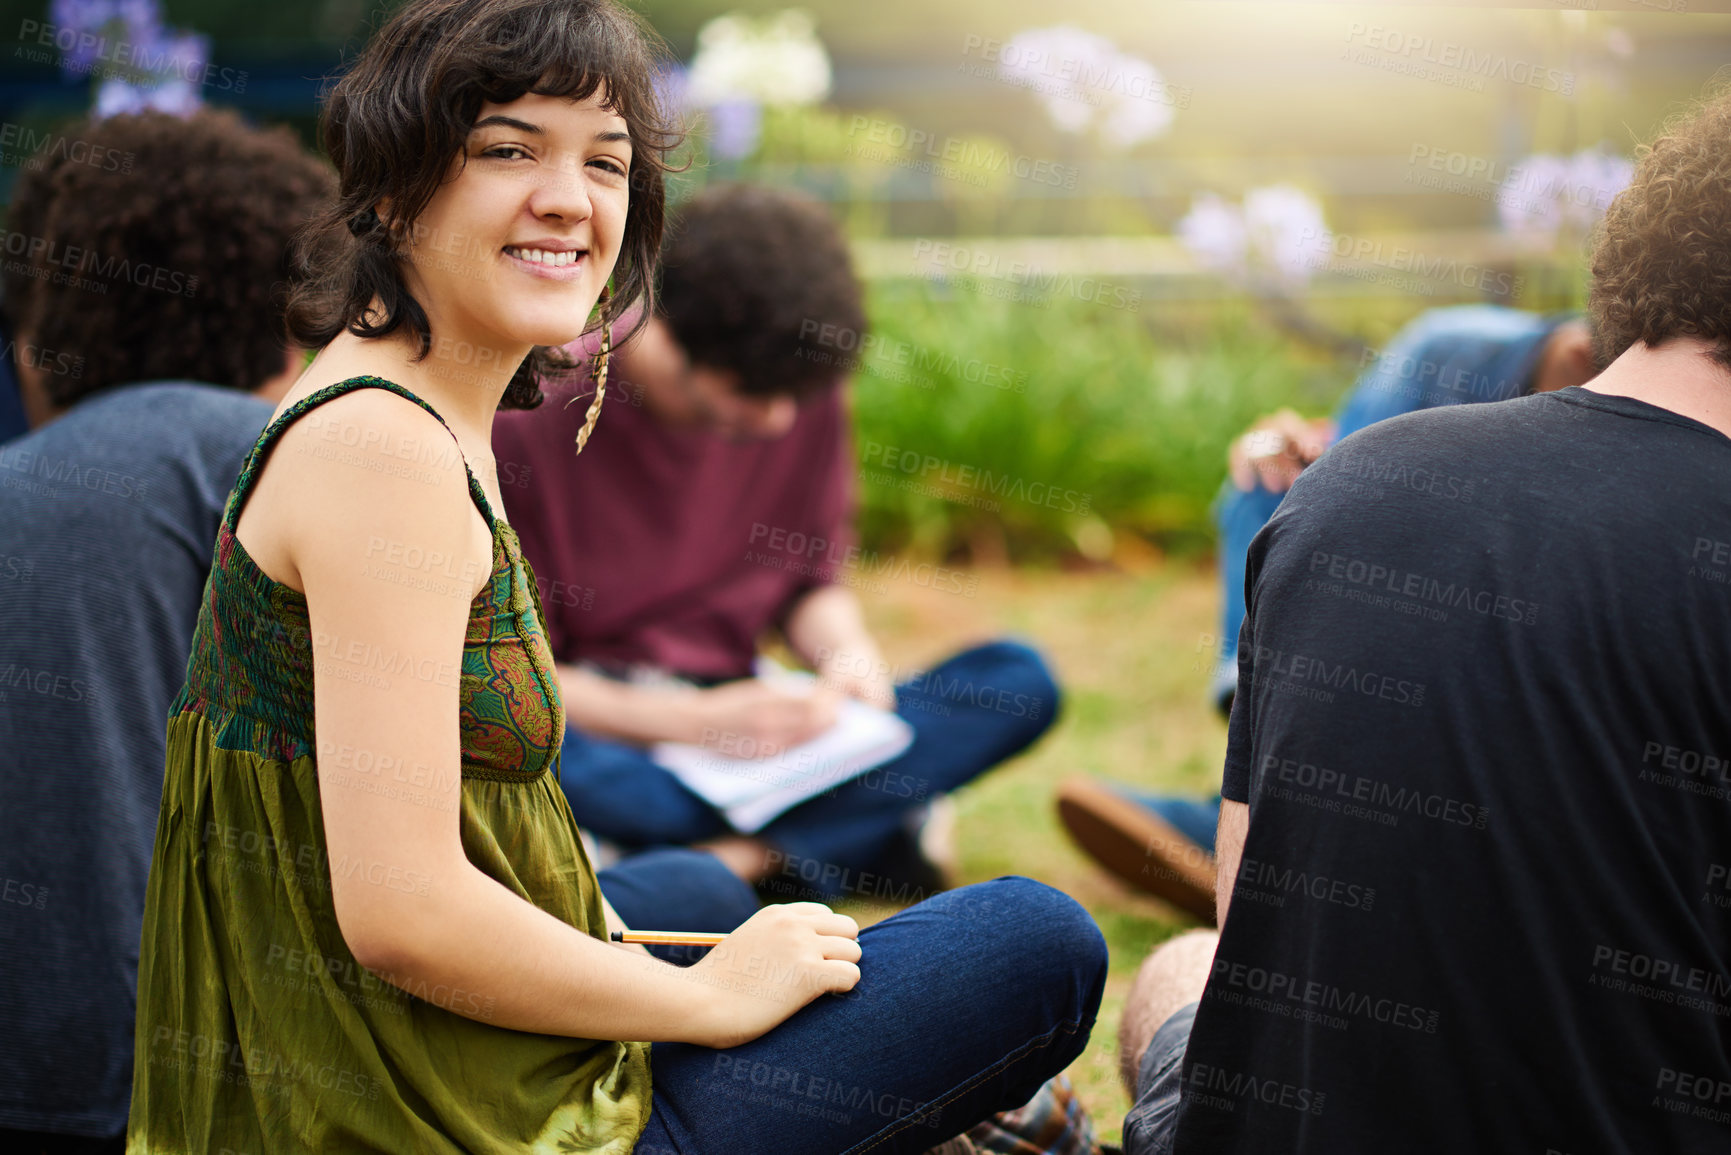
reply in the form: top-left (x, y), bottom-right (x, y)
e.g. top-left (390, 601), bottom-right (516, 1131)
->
top-left (2, 108), bottom-right (335, 410)
top-left (658, 183), bottom-right (865, 398)
top-left (1590, 85), bottom-right (1731, 372)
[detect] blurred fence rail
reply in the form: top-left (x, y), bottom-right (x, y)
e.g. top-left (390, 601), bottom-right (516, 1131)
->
top-left (855, 229), bottom-right (1551, 278)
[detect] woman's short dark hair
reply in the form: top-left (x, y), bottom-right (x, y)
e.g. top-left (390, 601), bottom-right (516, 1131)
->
top-left (286, 0), bottom-right (679, 410)
top-left (1, 109), bottom-right (334, 410)
top-left (659, 183), bottom-right (866, 398)
top-left (1590, 86), bottom-right (1731, 371)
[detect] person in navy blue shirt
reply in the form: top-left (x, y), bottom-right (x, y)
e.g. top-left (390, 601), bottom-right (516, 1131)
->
top-left (0, 325), bottom-right (27, 444)
top-left (0, 109), bottom-right (335, 1155)
top-left (1057, 305), bottom-right (1598, 922)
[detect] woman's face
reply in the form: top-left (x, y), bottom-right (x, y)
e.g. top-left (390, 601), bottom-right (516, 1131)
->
top-left (402, 88), bottom-right (632, 359)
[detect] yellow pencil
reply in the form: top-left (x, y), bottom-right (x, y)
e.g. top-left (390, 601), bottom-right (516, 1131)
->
top-left (609, 930), bottom-right (728, 946)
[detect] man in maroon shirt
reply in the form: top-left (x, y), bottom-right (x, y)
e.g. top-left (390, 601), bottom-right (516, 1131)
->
top-left (495, 184), bottom-right (1059, 894)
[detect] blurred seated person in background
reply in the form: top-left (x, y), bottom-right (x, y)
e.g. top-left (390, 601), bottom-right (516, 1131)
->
top-left (494, 183), bottom-right (1061, 895)
top-left (1113, 87), bottom-right (1731, 1152)
top-left (1057, 301), bottom-right (1598, 921)
top-left (0, 109), bottom-right (332, 1155)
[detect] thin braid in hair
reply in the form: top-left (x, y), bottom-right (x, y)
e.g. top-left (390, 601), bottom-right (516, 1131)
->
top-left (569, 286), bottom-right (613, 456)
top-left (573, 324), bottom-right (610, 456)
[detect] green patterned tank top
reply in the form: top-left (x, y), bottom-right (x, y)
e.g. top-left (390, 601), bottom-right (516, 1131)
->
top-left (127, 377), bottom-right (650, 1154)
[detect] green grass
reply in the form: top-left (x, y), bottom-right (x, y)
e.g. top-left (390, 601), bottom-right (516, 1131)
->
top-left (831, 561), bottom-right (1230, 1144)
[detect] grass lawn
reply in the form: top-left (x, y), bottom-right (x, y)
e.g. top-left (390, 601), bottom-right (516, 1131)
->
top-left (837, 560), bottom-right (1229, 1145)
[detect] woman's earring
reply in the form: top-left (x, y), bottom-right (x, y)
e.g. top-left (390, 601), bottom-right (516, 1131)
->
top-left (573, 291), bottom-right (612, 456)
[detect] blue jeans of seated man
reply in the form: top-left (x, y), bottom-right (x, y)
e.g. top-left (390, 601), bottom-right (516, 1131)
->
top-left (634, 876), bottom-right (1108, 1155)
top-left (1214, 481), bottom-right (1284, 711)
top-left (560, 641), bottom-right (1060, 895)
top-left (1119, 1002), bottom-right (1198, 1155)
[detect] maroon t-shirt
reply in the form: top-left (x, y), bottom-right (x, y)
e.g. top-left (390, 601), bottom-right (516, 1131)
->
top-left (493, 363), bottom-right (854, 681)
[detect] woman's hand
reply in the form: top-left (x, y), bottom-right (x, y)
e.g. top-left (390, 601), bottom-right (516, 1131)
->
top-left (686, 902), bottom-right (862, 1048)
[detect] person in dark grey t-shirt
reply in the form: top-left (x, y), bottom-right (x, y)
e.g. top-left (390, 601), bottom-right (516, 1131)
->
top-left (0, 110), bottom-right (334, 1154)
top-left (1116, 90), bottom-right (1731, 1154)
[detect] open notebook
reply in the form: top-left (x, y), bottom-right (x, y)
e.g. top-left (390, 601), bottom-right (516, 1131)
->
top-left (649, 662), bottom-right (914, 833)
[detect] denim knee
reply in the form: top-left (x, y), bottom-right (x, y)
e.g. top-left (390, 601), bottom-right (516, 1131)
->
top-left (650, 848), bottom-right (761, 930)
top-left (964, 876), bottom-right (1108, 1026)
top-left (966, 639), bottom-right (1064, 741)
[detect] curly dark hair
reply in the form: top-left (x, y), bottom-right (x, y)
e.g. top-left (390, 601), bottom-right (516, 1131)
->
top-left (659, 183), bottom-right (865, 398)
top-left (285, 0), bottom-right (680, 411)
top-left (1590, 86), bottom-right (1731, 371)
top-left (1, 109), bottom-right (334, 410)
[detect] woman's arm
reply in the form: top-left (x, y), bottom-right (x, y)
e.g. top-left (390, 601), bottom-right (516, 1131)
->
top-left (269, 391), bottom-right (860, 1045)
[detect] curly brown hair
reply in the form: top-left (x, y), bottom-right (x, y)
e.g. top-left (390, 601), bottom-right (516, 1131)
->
top-left (1, 109), bottom-right (334, 410)
top-left (1590, 86), bottom-right (1731, 371)
top-left (285, 0), bottom-right (680, 411)
top-left (659, 183), bottom-right (865, 398)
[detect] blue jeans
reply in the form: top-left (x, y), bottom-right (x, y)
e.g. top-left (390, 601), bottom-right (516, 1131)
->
top-left (1213, 482), bottom-right (1284, 711)
top-left (1120, 1002), bottom-right (1198, 1155)
top-left (560, 641), bottom-right (1060, 887)
top-left (634, 877), bottom-right (1108, 1155)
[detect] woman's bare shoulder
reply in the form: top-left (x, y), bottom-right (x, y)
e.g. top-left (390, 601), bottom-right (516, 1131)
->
top-left (238, 382), bottom-right (486, 593)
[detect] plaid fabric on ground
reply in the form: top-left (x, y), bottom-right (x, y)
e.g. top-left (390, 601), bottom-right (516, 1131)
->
top-left (966, 1074), bottom-right (1098, 1155)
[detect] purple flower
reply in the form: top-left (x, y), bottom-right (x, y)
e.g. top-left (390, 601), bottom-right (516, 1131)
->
top-left (652, 65), bottom-right (688, 121)
top-left (706, 98), bottom-right (762, 162)
top-left (1562, 148), bottom-right (1633, 229)
top-left (114, 0), bottom-right (163, 34)
top-left (1497, 147), bottom-right (1632, 242)
top-left (138, 28), bottom-right (208, 86)
top-left (47, 0), bottom-right (164, 71)
top-left (48, 0), bottom-right (114, 32)
top-left (94, 76), bottom-right (199, 119)
top-left (46, 0), bottom-right (207, 120)
top-left (50, 0), bottom-right (115, 74)
top-left (91, 77), bottom-right (151, 117)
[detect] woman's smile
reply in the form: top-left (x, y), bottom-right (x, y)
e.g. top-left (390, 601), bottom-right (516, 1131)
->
top-left (503, 241), bottom-right (590, 281)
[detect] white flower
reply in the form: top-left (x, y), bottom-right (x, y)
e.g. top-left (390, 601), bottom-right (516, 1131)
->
top-left (1098, 55), bottom-right (1176, 150)
top-left (687, 9), bottom-right (832, 109)
top-left (999, 26), bottom-right (1113, 128)
top-left (1180, 185), bottom-right (1327, 287)
top-left (1177, 193), bottom-right (1248, 274)
top-left (997, 25), bottom-right (1174, 151)
top-left (1243, 185), bottom-right (1328, 283)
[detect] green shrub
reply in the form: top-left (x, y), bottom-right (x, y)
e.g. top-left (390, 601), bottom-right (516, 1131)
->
top-left (849, 280), bottom-right (1347, 562)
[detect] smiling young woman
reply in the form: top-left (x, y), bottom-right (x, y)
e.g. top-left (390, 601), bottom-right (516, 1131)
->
top-left (126, 3), bottom-right (1106, 1153)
